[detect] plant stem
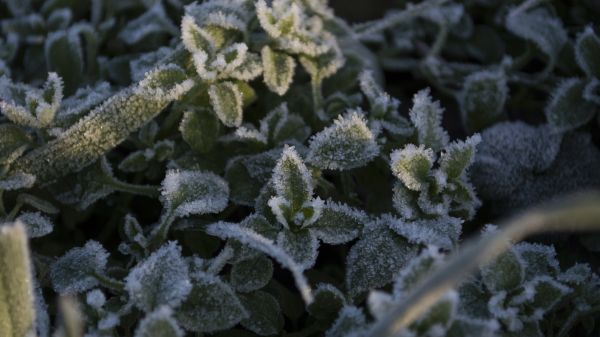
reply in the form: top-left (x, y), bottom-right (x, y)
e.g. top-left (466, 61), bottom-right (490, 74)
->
top-left (103, 177), bottom-right (160, 198)
top-left (92, 272), bottom-right (125, 292)
top-left (369, 191), bottom-right (600, 337)
top-left (146, 209), bottom-right (177, 251)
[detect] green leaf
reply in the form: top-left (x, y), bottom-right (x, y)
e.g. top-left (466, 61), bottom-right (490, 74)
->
top-left (125, 242), bottom-right (191, 312)
top-left (307, 110), bottom-right (379, 170)
top-left (239, 291), bottom-right (284, 336)
top-left (460, 70), bottom-right (508, 132)
top-left (271, 145), bottom-right (313, 211)
top-left (390, 144), bottom-right (435, 191)
top-left (160, 169), bottom-right (229, 218)
top-left (546, 78), bottom-right (597, 132)
top-left (575, 26), bottom-right (600, 78)
top-left (325, 306), bottom-right (367, 337)
top-left (0, 124), bottom-right (32, 166)
top-left (409, 88), bottom-right (449, 151)
top-left (511, 276), bottom-right (571, 315)
top-left (0, 222), bottom-right (36, 337)
top-left (276, 228), bottom-right (318, 269)
top-left (180, 107), bottom-right (221, 153)
top-left (481, 249), bottom-right (525, 292)
top-left (176, 272), bottom-right (248, 333)
top-left (208, 81), bottom-right (244, 127)
top-left (307, 284), bottom-right (346, 320)
top-left (262, 46), bottom-right (295, 96)
top-left (439, 135), bottom-right (481, 181)
top-left (45, 30), bottom-right (83, 94)
top-left (119, 151), bottom-right (151, 172)
top-left (346, 226), bottom-right (419, 296)
top-left (181, 14), bottom-right (215, 54)
top-left (309, 200), bottom-right (367, 244)
top-left (230, 255), bottom-right (274, 293)
top-left (134, 307), bottom-right (183, 337)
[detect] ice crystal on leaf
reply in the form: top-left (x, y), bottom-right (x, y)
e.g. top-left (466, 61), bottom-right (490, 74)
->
top-left (409, 88), bottom-right (449, 152)
top-left (133, 306), bottom-right (183, 337)
top-left (575, 26), bottom-right (600, 79)
top-left (307, 111), bottom-right (379, 170)
top-left (125, 242), bottom-right (192, 312)
top-left (160, 169), bottom-right (229, 218)
top-left (50, 240), bottom-right (109, 294)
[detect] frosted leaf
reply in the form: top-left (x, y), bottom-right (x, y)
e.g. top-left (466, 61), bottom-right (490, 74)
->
top-left (309, 200), bottom-right (368, 244)
top-left (98, 313), bottom-right (120, 330)
top-left (176, 271), bottom-right (247, 332)
top-left (179, 107), bottom-right (221, 153)
top-left (481, 249), bottom-right (525, 292)
top-left (125, 242), bottom-right (192, 312)
top-left (85, 289), bottom-right (105, 309)
top-left (439, 134), bottom-right (481, 181)
top-left (393, 246), bottom-right (445, 297)
top-left (509, 276), bottom-right (571, 319)
top-left (513, 242), bottom-right (559, 281)
top-left (262, 45), bottom-right (296, 96)
top-left (277, 229), bottom-right (318, 269)
top-left (487, 292), bottom-right (522, 331)
top-left (233, 126), bottom-right (268, 144)
top-left (558, 264), bottom-right (594, 286)
top-left (131, 48), bottom-right (173, 82)
top-left (390, 144), bottom-right (435, 191)
top-left (421, 3), bottom-right (464, 26)
top-left (160, 169), bottom-right (229, 217)
top-left (118, 2), bottom-right (178, 45)
top-left (134, 306), bottom-right (183, 337)
top-left (16, 212), bottom-right (53, 238)
top-left (385, 215), bottom-right (462, 250)
top-left (50, 241), bottom-right (109, 294)
top-left (409, 88), bottom-right (449, 151)
top-left (505, 6), bottom-right (567, 66)
top-left (325, 306), bottom-right (368, 337)
top-left (546, 78), bottom-right (597, 132)
top-left (307, 110), bottom-right (379, 170)
top-left (575, 26), bottom-right (600, 78)
top-left (0, 124), bottom-right (32, 167)
top-left (206, 222), bottom-right (314, 303)
top-left (584, 78), bottom-right (600, 104)
top-left (239, 291), bottom-right (284, 336)
top-left (208, 81), bottom-right (243, 127)
top-left (409, 291), bottom-right (459, 335)
top-left (0, 173), bottom-right (36, 191)
top-left (446, 316), bottom-right (499, 337)
top-left (307, 284), bottom-right (347, 320)
top-left (227, 214), bottom-right (280, 263)
top-left (367, 290), bottom-right (395, 320)
top-left (228, 52), bottom-right (263, 81)
top-left (230, 254), bottom-right (273, 293)
top-left (271, 145), bottom-right (313, 210)
top-left (392, 182), bottom-right (420, 220)
top-left (0, 100), bottom-right (37, 128)
top-left (346, 225), bottom-right (419, 296)
top-left (459, 70), bottom-right (508, 132)
top-left (56, 82), bottom-right (112, 126)
top-left (180, 14), bottom-right (216, 54)
top-left (359, 70), bottom-right (399, 116)
top-left (138, 64), bottom-right (194, 102)
top-left (44, 30), bottom-right (83, 94)
top-left (255, 0), bottom-right (301, 39)
top-left (299, 40), bottom-right (345, 81)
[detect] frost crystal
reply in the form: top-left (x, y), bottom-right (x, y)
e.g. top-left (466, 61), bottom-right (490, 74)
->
top-left (125, 242), bottom-right (192, 312)
top-left (16, 211), bottom-right (53, 238)
top-left (160, 169), bottom-right (229, 217)
top-left (134, 306), bottom-right (183, 337)
top-left (50, 240), bottom-right (109, 294)
top-left (307, 110), bottom-right (379, 170)
top-left (409, 88), bottom-right (449, 151)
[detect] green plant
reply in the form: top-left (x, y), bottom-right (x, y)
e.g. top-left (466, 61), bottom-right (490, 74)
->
top-left (1, 0), bottom-right (600, 337)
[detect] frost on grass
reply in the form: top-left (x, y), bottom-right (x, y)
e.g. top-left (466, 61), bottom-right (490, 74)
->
top-left (50, 240), bottom-right (109, 294)
top-left (176, 271), bottom-right (247, 333)
top-left (307, 110), bottom-right (379, 170)
top-left (133, 306), bottom-right (183, 337)
top-left (125, 242), bottom-right (192, 312)
top-left (160, 169), bottom-right (229, 218)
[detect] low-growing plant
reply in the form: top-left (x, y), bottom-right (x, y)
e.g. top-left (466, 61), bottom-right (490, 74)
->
top-left (1, 0), bottom-right (600, 337)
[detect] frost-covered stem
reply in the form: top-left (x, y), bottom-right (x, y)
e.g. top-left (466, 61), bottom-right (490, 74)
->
top-left (369, 191), bottom-right (600, 337)
top-left (147, 210), bottom-right (177, 252)
top-left (0, 223), bottom-right (36, 337)
top-left (352, 0), bottom-right (449, 39)
top-left (427, 24), bottom-right (449, 59)
top-left (92, 272), bottom-right (125, 292)
top-left (102, 178), bottom-right (160, 198)
top-left (8, 47), bottom-right (191, 184)
top-left (206, 246), bottom-right (234, 275)
top-left (311, 77), bottom-right (324, 117)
